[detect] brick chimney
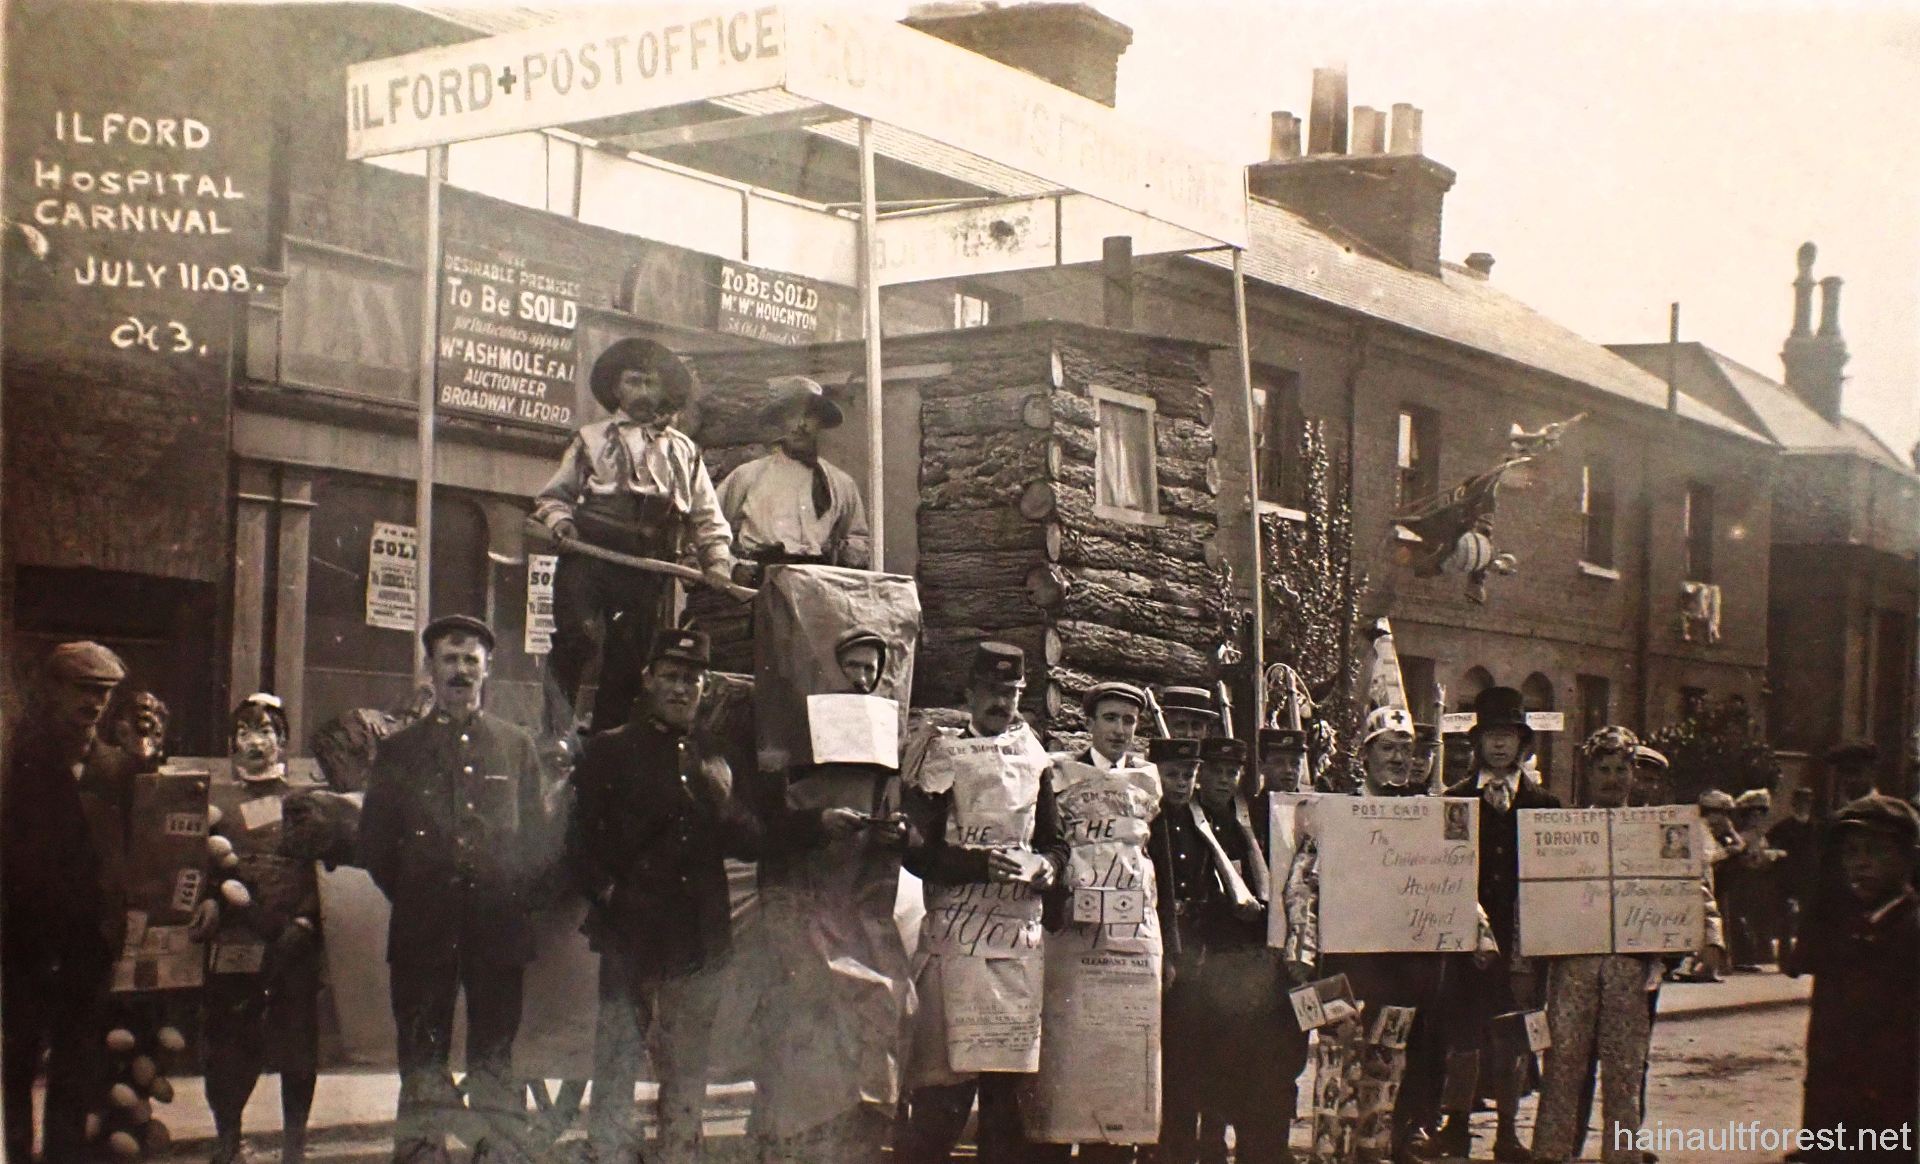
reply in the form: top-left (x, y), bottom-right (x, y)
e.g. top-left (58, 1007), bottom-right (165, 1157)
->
top-left (1780, 242), bottom-right (1849, 422)
top-left (903, 3), bottom-right (1134, 107)
top-left (1247, 69), bottom-right (1455, 276)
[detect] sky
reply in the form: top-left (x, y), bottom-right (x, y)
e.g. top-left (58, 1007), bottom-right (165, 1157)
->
top-left (1083, 0), bottom-right (1920, 457)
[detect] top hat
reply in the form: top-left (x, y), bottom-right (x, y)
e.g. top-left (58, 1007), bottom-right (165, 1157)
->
top-left (590, 337), bottom-right (695, 413)
top-left (422, 614), bottom-right (496, 654)
top-left (1470, 687), bottom-right (1531, 735)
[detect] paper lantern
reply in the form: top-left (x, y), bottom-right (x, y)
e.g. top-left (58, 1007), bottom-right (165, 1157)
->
top-left (1446, 530), bottom-right (1496, 575)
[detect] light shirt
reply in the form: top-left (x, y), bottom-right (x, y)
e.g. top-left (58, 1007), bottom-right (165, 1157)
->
top-left (1478, 768), bottom-right (1521, 811)
top-left (1087, 747), bottom-right (1120, 771)
top-left (532, 413), bottom-right (733, 566)
top-left (716, 449), bottom-right (871, 568)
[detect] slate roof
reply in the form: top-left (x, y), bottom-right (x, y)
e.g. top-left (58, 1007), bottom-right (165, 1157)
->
top-left (1191, 198), bottom-right (1767, 443)
top-left (1610, 342), bottom-right (1913, 472)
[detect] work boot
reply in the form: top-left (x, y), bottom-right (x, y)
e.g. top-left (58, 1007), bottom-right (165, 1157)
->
top-left (280, 1126), bottom-right (307, 1164)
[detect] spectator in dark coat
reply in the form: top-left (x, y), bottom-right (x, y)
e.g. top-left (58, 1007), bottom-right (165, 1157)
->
top-left (1782, 795), bottom-right (1919, 1162)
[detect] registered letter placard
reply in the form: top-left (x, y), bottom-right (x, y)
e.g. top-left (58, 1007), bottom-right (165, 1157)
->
top-left (806, 694), bottom-right (900, 767)
top-left (1517, 879), bottom-right (1614, 956)
top-left (1314, 796), bottom-right (1480, 953)
top-left (1517, 809), bottom-right (1612, 881)
top-left (1612, 878), bottom-right (1704, 954)
top-left (1610, 806), bottom-right (1704, 879)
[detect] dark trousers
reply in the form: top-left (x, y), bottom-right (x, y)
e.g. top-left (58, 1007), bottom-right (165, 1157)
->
top-left (898, 1073), bottom-right (1030, 1164)
top-left (1161, 949), bottom-right (1308, 1164)
top-left (549, 553), bottom-right (673, 734)
top-left (587, 951), bottom-right (724, 1164)
top-left (389, 948), bottom-right (526, 1153)
top-left (3, 950), bottom-right (110, 1164)
top-left (204, 956), bottom-right (322, 1145)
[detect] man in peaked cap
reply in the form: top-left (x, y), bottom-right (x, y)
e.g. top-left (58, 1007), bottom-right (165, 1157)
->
top-left (1158, 686), bottom-right (1220, 741)
top-left (1783, 795), bottom-right (1919, 1159)
top-left (1432, 686), bottom-right (1562, 1161)
top-left (1080, 681), bottom-right (1150, 770)
top-left (1154, 734), bottom-right (1299, 1164)
top-left (534, 337), bottom-right (735, 736)
top-left (358, 616), bottom-right (554, 1164)
top-left (896, 641), bottom-right (1069, 1164)
top-left (718, 375), bottom-right (872, 575)
top-left (3, 643), bottom-right (128, 1164)
top-left (569, 627), bottom-right (760, 1164)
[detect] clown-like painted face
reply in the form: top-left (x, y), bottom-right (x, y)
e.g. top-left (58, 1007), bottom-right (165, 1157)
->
top-left (233, 713), bottom-right (284, 778)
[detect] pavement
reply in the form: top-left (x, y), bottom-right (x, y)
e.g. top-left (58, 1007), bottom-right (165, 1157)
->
top-left (66, 968), bottom-right (1805, 1161)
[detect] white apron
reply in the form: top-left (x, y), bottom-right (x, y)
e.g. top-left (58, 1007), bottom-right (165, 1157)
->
top-left (1023, 756), bottom-right (1164, 1144)
top-left (905, 723), bottom-right (1052, 1084)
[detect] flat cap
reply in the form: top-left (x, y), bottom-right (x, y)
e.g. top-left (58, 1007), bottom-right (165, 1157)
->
top-left (1147, 737), bottom-right (1203, 765)
top-left (649, 628), bottom-right (711, 668)
top-left (421, 614), bottom-right (496, 653)
top-left (1698, 789), bottom-right (1737, 813)
top-left (1158, 686), bottom-right (1218, 719)
top-left (1082, 681), bottom-right (1148, 718)
top-left (1832, 794), bottom-right (1920, 849)
top-left (1633, 745), bottom-right (1669, 771)
top-left (1200, 737), bottom-right (1248, 765)
top-left (969, 642), bottom-right (1025, 687)
top-left (46, 641), bottom-right (127, 686)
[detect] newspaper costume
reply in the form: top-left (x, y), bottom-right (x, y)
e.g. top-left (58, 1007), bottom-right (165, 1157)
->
top-left (1023, 682), bottom-right (1164, 1150)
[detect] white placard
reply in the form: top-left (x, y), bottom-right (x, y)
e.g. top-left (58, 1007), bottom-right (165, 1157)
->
top-left (525, 554), bottom-right (558, 655)
top-left (1439, 713), bottom-right (1477, 734)
top-left (1526, 711), bottom-right (1565, 732)
top-left (238, 794), bottom-right (283, 831)
top-left (365, 522), bottom-right (417, 631)
top-left (1312, 796), bottom-right (1481, 953)
top-left (1516, 807), bottom-right (1706, 956)
top-left (806, 694), bottom-right (899, 767)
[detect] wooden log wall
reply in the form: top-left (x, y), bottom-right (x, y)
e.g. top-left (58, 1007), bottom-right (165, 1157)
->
top-left (679, 323), bottom-right (1223, 744)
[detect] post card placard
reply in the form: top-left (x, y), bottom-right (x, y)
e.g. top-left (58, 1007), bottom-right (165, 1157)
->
top-left (1312, 796), bottom-right (1480, 953)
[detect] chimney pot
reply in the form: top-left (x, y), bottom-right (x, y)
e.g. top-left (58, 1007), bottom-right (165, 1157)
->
top-left (1308, 66), bottom-right (1349, 155)
top-left (1464, 252), bottom-right (1494, 277)
top-left (1389, 103), bottom-right (1423, 155)
top-left (1269, 112), bottom-right (1301, 161)
top-left (1818, 275), bottom-right (1844, 338)
top-left (1351, 107), bottom-right (1386, 156)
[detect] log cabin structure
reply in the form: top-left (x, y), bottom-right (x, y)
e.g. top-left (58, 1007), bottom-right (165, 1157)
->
top-left (684, 321), bottom-right (1225, 742)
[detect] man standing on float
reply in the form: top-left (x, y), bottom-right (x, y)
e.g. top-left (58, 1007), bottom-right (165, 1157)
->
top-left (533, 338), bottom-right (735, 735)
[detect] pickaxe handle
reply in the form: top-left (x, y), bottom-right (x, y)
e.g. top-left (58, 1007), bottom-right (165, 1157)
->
top-left (524, 519), bottom-right (757, 604)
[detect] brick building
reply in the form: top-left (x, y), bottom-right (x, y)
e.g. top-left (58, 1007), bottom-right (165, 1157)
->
top-left (1612, 245), bottom-right (1920, 799)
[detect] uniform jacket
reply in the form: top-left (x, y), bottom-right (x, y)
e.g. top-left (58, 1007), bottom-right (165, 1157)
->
top-left (1444, 770), bottom-right (1562, 958)
top-left (567, 719), bottom-right (761, 981)
top-left (357, 709), bottom-right (554, 965)
top-left (1151, 792), bottom-right (1268, 956)
top-left (2, 728), bottom-right (127, 966)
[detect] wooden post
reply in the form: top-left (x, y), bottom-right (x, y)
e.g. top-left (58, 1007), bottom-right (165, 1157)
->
top-left (273, 469), bottom-right (314, 753)
top-left (859, 118), bottom-right (885, 569)
top-left (1233, 250), bottom-right (1266, 732)
top-left (414, 144), bottom-right (446, 677)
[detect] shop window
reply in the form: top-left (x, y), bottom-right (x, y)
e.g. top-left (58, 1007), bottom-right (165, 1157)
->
top-left (1581, 462), bottom-right (1617, 569)
top-left (273, 243), bottom-right (418, 404)
top-left (305, 473), bottom-right (491, 679)
top-left (1254, 366), bottom-right (1305, 512)
top-left (1523, 672), bottom-right (1556, 785)
top-left (1396, 405), bottom-right (1440, 508)
top-left (1683, 482), bottom-right (1714, 583)
top-left (1093, 384), bottom-right (1161, 524)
